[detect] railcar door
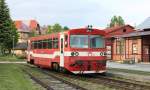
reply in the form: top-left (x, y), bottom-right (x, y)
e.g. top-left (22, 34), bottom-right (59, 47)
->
top-left (60, 34), bottom-right (64, 67)
top-left (27, 40), bottom-right (31, 62)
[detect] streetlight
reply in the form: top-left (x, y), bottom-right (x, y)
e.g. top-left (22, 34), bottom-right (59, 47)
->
top-left (12, 36), bottom-right (15, 56)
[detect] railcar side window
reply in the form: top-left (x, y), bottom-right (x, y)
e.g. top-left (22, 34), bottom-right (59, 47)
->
top-left (48, 39), bottom-right (52, 49)
top-left (42, 40), bottom-right (48, 49)
top-left (34, 41), bottom-right (38, 49)
top-left (53, 38), bottom-right (58, 49)
top-left (31, 42), bottom-right (34, 49)
top-left (38, 41), bottom-right (42, 49)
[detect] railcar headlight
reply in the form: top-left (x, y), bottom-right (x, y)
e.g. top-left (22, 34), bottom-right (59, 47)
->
top-left (104, 52), bottom-right (107, 56)
top-left (71, 52), bottom-right (79, 56)
top-left (100, 52), bottom-right (104, 56)
top-left (71, 52), bottom-right (75, 56)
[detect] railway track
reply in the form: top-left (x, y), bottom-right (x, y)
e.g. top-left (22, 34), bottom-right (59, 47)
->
top-left (23, 64), bottom-right (150, 90)
top-left (43, 71), bottom-right (150, 90)
top-left (23, 67), bottom-right (87, 90)
top-left (93, 75), bottom-right (150, 90)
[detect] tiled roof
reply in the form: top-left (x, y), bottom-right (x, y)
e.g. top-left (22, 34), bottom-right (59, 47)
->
top-left (137, 17), bottom-right (150, 30)
top-left (112, 30), bottom-right (150, 38)
top-left (14, 20), bottom-right (39, 32)
top-left (30, 20), bottom-right (38, 30)
top-left (104, 25), bottom-right (134, 33)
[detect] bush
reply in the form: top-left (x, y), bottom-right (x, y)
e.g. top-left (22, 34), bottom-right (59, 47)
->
top-left (16, 55), bottom-right (26, 59)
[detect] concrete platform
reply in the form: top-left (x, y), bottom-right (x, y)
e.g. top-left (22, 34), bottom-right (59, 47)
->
top-left (107, 61), bottom-right (150, 72)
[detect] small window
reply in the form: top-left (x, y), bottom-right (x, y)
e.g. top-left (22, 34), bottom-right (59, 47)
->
top-left (48, 39), bottom-right (52, 49)
top-left (31, 42), bottom-right (34, 49)
top-left (53, 38), bottom-right (58, 49)
top-left (123, 29), bottom-right (126, 32)
top-left (132, 39), bottom-right (138, 54)
top-left (65, 35), bottom-right (68, 47)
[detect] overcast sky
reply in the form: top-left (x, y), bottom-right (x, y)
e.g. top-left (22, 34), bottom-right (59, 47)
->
top-left (6, 0), bottom-right (150, 29)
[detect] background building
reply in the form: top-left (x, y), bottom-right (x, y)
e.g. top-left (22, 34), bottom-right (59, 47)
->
top-left (14, 20), bottom-right (40, 57)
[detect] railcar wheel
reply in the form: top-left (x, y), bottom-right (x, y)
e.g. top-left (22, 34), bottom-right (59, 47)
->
top-left (100, 72), bottom-right (106, 76)
top-left (30, 59), bottom-right (34, 64)
top-left (52, 63), bottom-right (60, 71)
top-left (60, 67), bottom-right (70, 74)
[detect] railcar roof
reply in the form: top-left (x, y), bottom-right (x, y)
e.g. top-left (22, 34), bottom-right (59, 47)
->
top-left (29, 28), bottom-right (106, 41)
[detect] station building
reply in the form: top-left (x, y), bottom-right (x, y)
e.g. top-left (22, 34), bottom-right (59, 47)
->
top-left (105, 17), bottom-right (150, 63)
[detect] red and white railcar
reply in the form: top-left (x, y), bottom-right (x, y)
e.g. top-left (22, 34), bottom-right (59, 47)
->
top-left (27, 28), bottom-right (107, 74)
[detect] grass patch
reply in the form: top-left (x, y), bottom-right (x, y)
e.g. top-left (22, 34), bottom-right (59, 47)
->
top-left (0, 55), bottom-right (25, 61)
top-left (0, 64), bottom-right (43, 90)
top-left (108, 68), bottom-right (150, 76)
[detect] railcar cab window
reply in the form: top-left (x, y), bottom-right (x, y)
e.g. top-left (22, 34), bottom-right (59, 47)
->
top-left (70, 35), bottom-right (88, 48)
top-left (90, 35), bottom-right (104, 48)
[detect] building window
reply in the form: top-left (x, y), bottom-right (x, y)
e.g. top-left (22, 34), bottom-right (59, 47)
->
top-left (116, 38), bottom-right (124, 54)
top-left (132, 39), bottom-right (138, 54)
top-left (123, 29), bottom-right (126, 32)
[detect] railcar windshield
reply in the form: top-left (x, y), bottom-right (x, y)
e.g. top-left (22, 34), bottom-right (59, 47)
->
top-left (90, 35), bottom-right (104, 48)
top-left (70, 35), bottom-right (88, 48)
top-left (70, 35), bottom-right (104, 48)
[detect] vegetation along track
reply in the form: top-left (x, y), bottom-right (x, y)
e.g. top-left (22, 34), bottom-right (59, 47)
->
top-left (22, 65), bottom-right (87, 90)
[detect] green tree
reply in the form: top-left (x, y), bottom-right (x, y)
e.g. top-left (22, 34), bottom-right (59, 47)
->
top-left (63, 26), bottom-right (69, 31)
top-left (52, 23), bottom-right (62, 33)
top-left (47, 25), bottom-right (53, 34)
top-left (0, 0), bottom-right (18, 55)
top-left (45, 24), bottom-right (69, 34)
top-left (118, 16), bottom-right (125, 26)
top-left (108, 15), bottom-right (125, 28)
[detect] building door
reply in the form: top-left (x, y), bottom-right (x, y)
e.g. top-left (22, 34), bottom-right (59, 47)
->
top-left (60, 34), bottom-right (64, 67)
top-left (143, 45), bottom-right (150, 62)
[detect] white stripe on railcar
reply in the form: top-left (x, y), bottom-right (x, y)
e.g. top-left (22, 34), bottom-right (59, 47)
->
top-left (29, 51), bottom-right (106, 58)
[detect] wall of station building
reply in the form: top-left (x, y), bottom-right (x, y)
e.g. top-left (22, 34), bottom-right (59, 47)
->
top-left (110, 37), bottom-right (142, 62)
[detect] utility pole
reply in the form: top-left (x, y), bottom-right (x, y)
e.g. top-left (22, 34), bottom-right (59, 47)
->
top-left (13, 36), bottom-right (15, 56)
